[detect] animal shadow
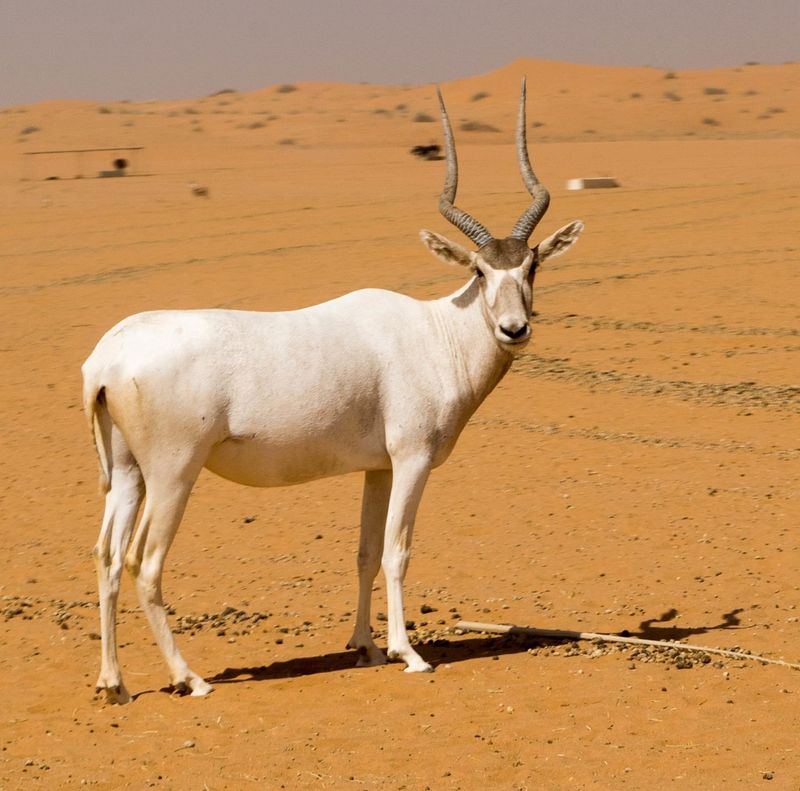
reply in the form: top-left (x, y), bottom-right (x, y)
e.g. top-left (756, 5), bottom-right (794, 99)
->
top-left (624, 607), bottom-right (745, 641)
top-left (208, 634), bottom-right (551, 686)
top-left (208, 607), bottom-right (748, 687)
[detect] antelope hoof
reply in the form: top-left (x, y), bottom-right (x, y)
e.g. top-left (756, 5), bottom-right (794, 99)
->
top-left (172, 674), bottom-right (213, 698)
top-left (387, 648), bottom-right (433, 673)
top-left (403, 660), bottom-right (434, 674)
top-left (350, 644), bottom-right (387, 668)
top-left (95, 681), bottom-right (131, 705)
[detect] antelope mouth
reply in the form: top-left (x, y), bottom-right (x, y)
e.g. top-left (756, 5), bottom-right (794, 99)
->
top-left (496, 329), bottom-right (532, 348)
top-left (496, 324), bottom-right (531, 344)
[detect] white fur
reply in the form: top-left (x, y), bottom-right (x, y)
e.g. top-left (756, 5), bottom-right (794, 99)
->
top-left (83, 224), bottom-right (581, 703)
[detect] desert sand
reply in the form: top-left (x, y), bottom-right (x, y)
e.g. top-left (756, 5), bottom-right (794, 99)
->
top-left (1, 58), bottom-right (799, 788)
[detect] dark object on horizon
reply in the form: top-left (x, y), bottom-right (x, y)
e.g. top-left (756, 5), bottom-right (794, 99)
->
top-left (100, 157), bottom-right (129, 178)
top-left (410, 144), bottom-right (443, 161)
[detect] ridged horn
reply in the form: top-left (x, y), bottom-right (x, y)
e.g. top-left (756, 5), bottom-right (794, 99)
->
top-left (436, 87), bottom-right (493, 248)
top-left (509, 77), bottom-right (550, 241)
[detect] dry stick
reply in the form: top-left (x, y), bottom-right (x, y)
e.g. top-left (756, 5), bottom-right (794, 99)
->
top-left (455, 620), bottom-right (800, 670)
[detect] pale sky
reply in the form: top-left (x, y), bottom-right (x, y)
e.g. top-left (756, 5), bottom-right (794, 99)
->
top-left (1, 0), bottom-right (797, 105)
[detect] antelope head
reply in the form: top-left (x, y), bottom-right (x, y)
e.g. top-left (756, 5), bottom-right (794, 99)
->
top-left (421, 79), bottom-right (584, 350)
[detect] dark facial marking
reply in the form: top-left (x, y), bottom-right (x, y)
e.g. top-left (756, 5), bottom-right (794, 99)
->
top-left (477, 237), bottom-right (532, 270)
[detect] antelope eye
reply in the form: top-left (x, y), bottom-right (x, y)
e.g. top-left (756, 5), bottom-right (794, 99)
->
top-left (474, 267), bottom-right (485, 279)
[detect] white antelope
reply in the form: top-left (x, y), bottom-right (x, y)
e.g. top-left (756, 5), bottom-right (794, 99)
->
top-left (83, 80), bottom-right (583, 703)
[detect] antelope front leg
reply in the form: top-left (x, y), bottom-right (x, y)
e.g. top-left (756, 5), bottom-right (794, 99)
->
top-left (347, 470), bottom-right (391, 667)
top-left (382, 457), bottom-right (433, 673)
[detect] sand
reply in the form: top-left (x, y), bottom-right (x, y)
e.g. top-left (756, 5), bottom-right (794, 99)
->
top-left (1, 58), bottom-right (799, 788)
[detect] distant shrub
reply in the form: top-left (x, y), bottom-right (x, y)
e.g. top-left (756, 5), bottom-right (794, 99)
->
top-left (744, 61), bottom-right (760, 66)
top-left (530, 120), bottom-right (545, 128)
top-left (460, 120), bottom-right (500, 132)
top-left (276, 84), bottom-right (298, 93)
top-left (373, 108), bottom-right (391, 116)
top-left (703, 87), bottom-right (727, 96)
top-left (278, 137), bottom-right (296, 145)
top-left (756, 114), bottom-right (771, 120)
top-left (395, 103), bottom-right (407, 111)
top-left (701, 117), bottom-right (720, 126)
top-left (210, 88), bottom-right (237, 96)
top-left (629, 92), bottom-right (642, 99)
top-left (583, 129), bottom-right (597, 135)
top-left (192, 126), bottom-right (204, 132)
top-left (743, 89), bottom-right (759, 96)
top-left (248, 121), bottom-right (266, 129)
top-left (20, 125), bottom-right (40, 135)
top-left (98, 106), bottom-right (112, 114)
top-left (413, 112), bottom-right (435, 122)
top-left (767, 106), bottom-right (785, 114)
top-left (471, 91), bottom-right (490, 102)
top-left (663, 91), bottom-right (682, 102)
top-left (663, 71), bottom-right (678, 79)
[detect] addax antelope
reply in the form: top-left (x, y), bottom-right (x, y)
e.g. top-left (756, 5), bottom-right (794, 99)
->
top-left (83, 79), bottom-right (583, 703)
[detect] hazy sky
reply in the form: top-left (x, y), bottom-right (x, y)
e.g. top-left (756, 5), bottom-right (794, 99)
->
top-left (1, 0), bottom-right (797, 105)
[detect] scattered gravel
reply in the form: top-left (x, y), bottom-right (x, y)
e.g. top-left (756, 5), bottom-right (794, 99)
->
top-left (3, 592), bottom-right (752, 671)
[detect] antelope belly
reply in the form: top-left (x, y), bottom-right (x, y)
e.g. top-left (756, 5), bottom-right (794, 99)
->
top-left (204, 433), bottom-right (390, 487)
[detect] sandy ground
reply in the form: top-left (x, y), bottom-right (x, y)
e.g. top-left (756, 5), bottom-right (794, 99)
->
top-left (1, 59), bottom-right (799, 789)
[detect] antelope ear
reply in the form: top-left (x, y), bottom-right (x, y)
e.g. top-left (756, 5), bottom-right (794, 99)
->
top-left (536, 220), bottom-right (584, 262)
top-left (419, 230), bottom-right (476, 267)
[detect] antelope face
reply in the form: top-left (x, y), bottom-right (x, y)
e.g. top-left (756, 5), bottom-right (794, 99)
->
top-left (425, 79), bottom-right (584, 351)
top-left (474, 238), bottom-right (536, 347)
top-left (421, 223), bottom-right (583, 351)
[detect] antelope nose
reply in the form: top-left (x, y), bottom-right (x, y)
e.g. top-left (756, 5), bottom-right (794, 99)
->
top-left (499, 322), bottom-right (529, 340)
